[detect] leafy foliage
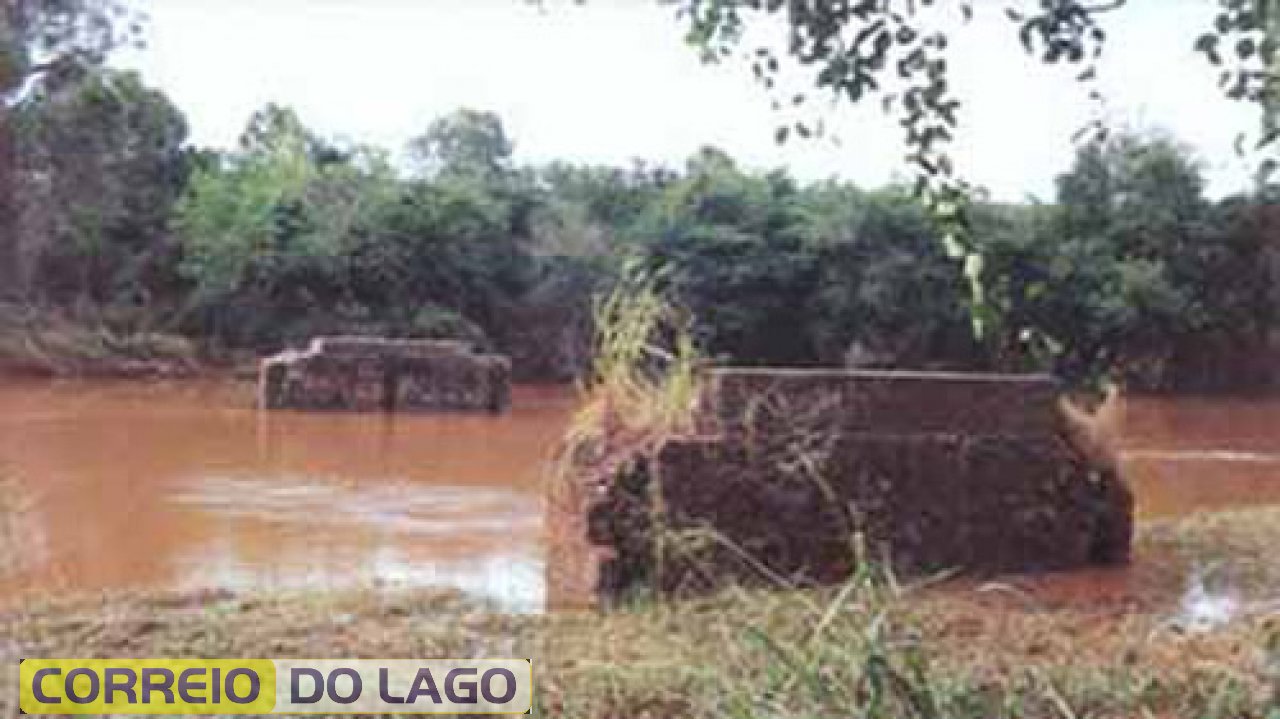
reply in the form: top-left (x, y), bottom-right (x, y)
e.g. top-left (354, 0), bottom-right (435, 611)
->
top-left (0, 0), bottom-right (139, 97)
top-left (0, 0), bottom-right (141, 299)
top-left (679, 0), bottom-right (1128, 332)
top-left (976, 134), bottom-right (1280, 388)
top-left (2, 62), bottom-right (1275, 389)
top-left (11, 68), bottom-right (189, 309)
top-left (407, 108), bottom-right (515, 180)
top-left (676, 1), bottom-right (1280, 341)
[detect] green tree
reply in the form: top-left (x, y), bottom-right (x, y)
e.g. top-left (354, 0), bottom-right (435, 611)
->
top-left (807, 185), bottom-right (978, 369)
top-left (12, 68), bottom-right (189, 309)
top-left (407, 108), bottom-right (514, 180)
top-left (635, 148), bottom-right (819, 364)
top-left (972, 133), bottom-right (1280, 389)
top-left (176, 106), bottom-right (400, 343)
top-left (348, 171), bottom-right (529, 340)
top-left (177, 105), bottom-right (539, 350)
top-left (508, 161), bottom-right (677, 378)
top-left (1, 0), bottom-right (139, 298)
top-left (678, 0), bottom-right (1280, 341)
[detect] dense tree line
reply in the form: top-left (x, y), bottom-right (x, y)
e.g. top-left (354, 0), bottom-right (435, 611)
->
top-left (3, 66), bottom-right (1278, 389)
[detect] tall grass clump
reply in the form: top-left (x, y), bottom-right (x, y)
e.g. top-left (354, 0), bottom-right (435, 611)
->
top-left (543, 265), bottom-right (703, 606)
top-left (567, 265), bottom-right (702, 453)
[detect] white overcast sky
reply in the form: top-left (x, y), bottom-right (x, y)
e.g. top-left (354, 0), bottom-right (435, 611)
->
top-left (118, 1), bottom-right (1262, 201)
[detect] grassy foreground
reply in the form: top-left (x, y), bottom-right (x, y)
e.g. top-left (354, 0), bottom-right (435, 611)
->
top-left (2, 507), bottom-right (1277, 718)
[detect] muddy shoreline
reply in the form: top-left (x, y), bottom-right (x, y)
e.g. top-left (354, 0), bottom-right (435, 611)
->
top-left (3, 507), bottom-right (1277, 716)
top-left (0, 330), bottom-right (246, 381)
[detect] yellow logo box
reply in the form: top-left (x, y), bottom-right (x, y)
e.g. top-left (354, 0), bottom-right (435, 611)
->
top-left (20, 659), bottom-right (533, 715)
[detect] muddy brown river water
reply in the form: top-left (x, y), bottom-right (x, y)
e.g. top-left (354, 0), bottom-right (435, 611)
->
top-left (0, 380), bottom-right (1277, 611)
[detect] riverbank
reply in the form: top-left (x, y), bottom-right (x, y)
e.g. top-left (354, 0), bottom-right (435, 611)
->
top-left (2, 507), bottom-right (1276, 718)
top-left (0, 306), bottom-right (215, 378)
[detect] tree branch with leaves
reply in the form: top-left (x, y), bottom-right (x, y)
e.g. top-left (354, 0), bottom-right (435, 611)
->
top-left (676, 0), bottom-right (1279, 350)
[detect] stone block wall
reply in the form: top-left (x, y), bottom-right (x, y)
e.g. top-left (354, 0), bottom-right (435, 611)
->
top-left (259, 336), bottom-right (510, 412)
top-left (580, 368), bottom-right (1133, 600)
top-left (696, 368), bottom-right (1062, 438)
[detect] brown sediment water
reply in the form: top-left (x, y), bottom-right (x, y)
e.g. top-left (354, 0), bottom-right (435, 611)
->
top-left (0, 381), bottom-right (1276, 612)
top-left (1121, 394), bottom-right (1280, 519)
top-left (0, 380), bottom-right (576, 612)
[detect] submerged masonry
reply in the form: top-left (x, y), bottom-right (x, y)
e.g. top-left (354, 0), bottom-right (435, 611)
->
top-left (259, 336), bottom-right (510, 413)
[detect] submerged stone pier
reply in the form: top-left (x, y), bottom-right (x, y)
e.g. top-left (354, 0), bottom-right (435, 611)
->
top-left (259, 336), bottom-right (510, 413)
top-left (577, 368), bottom-right (1133, 600)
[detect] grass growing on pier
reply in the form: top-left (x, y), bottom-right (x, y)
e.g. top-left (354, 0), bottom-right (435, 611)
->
top-left (566, 268), bottom-right (701, 452)
top-left (545, 270), bottom-right (705, 606)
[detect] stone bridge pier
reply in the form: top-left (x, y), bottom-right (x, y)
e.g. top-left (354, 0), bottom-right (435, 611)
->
top-left (577, 369), bottom-right (1133, 599)
top-left (259, 336), bottom-right (511, 413)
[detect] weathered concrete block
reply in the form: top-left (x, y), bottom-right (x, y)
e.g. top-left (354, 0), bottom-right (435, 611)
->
top-left (394, 353), bottom-right (510, 412)
top-left (578, 368), bottom-right (1133, 601)
top-left (259, 336), bottom-right (510, 413)
top-left (590, 435), bottom-right (1131, 596)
